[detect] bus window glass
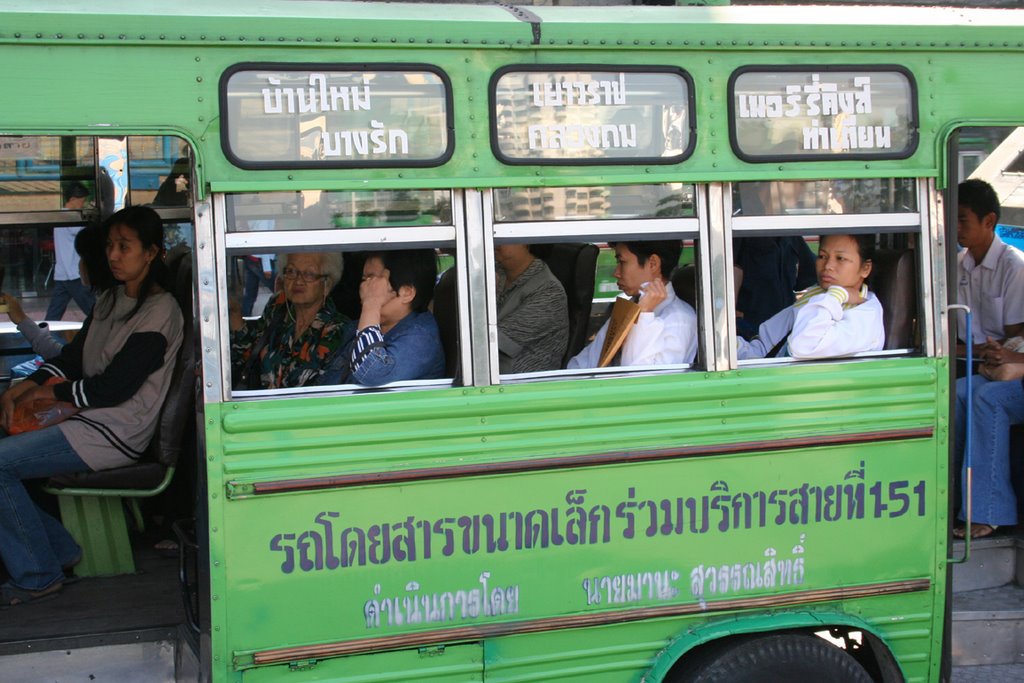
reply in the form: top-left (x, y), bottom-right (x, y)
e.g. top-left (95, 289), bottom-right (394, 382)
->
top-left (730, 68), bottom-right (918, 161)
top-left (493, 183), bottom-right (694, 222)
top-left (492, 67), bottom-right (694, 164)
top-left (492, 184), bottom-right (702, 379)
top-left (229, 246), bottom-right (454, 393)
top-left (733, 231), bottom-right (920, 361)
top-left (226, 190), bottom-right (451, 232)
top-left (221, 66), bottom-right (453, 168)
top-left (493, 238), bottom-right (701, 378)
top-left (0, 136), bottom-right (94, 213)
top-left (130, 136), bottom-right (195, 250)
top-left (733, 179), bottom-right (917, 216)
top-left (0, 135), bottom-right (194, 380)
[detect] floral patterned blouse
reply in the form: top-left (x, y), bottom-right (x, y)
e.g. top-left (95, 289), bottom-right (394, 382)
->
top-left (231, 292), bottom-right (350, 389)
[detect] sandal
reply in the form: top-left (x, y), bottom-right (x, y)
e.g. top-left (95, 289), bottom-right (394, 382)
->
top-left (154, 539), bottom-right (179, 558)
top-left (0, 580), bottom-right (63, 609)
top-left (953, 523), bottom-right (999, 539)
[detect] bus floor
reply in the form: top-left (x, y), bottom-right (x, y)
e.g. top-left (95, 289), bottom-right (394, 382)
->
top-left (0, 540), bottom-right (184, 649)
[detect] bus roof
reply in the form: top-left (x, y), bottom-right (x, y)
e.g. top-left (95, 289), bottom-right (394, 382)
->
top-left (2, 1), bottom-right (1024, 47)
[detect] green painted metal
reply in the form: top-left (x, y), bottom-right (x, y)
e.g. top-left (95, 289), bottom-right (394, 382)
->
top-left (55, 495), bottom-right (135, 577)
top-left (0, 3), bottom-right (1021, 191)
top-left (207, 359), bottom-right (946, 682)
top-left (0, 2), bottom-right (1009, 680)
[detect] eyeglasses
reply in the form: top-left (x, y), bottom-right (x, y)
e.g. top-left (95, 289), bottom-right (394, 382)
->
top-left (282, 267), bottom-right (325, 283)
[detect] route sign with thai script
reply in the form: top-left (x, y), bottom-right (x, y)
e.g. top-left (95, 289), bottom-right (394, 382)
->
top-left (220, 64), bottom-right (453, 169)
top-left (729, 67), bottom-right (917, 162)
top-left (491, 66), bottom-right (694, 165)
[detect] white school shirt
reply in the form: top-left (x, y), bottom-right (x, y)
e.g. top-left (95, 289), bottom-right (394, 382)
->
top-left (956, 237), bottom-right (1024, 344)
top-left (737, 289), bottom-right (885, 360)
top-left (568, 283), bottom-right (697, 369)
top-left (53, 226), bottom-right (84, 281)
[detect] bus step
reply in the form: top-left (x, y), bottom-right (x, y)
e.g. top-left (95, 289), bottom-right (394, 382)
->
top-left (0, 625), bottom-right (198, 683)
top-left (952, 532), bottom-right (1024, 667)
top-left (952, 584), bottom-right (1024, 666)
top-left (952, 535), bottom-right (1020, 592)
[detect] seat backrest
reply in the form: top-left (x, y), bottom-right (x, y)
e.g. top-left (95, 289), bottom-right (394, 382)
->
top-left (432, 266), bottom-right (459, 378)
top-left (151, 250), bottom-right (197, 468)
top-left (670, 263), bottom-right (698, 310)
top-left (538, 243), bottom-right (598, 364)
top-left (868, 247), bottom-right (917, 350)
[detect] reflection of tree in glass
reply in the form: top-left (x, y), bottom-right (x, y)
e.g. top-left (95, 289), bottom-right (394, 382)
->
top-left (384, 190), bottom-right (422, 224)
top-left (655, 191), bottom-right (692, 218)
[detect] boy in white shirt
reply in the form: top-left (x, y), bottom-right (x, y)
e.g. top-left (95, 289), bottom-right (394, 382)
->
top-left (568, 240), bottom-right (697, 369)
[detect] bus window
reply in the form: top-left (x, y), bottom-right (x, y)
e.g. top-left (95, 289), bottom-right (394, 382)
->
top-left (732, 178), bottom-right (918, 217)
top-left (731, 179), bottom-right (924, 364)
top-left (491, 183), bottom-right (703, 380)
top-left (223, 190), bottom-right (457, 397)
top-left (0, 135), bottom-right (194, 379)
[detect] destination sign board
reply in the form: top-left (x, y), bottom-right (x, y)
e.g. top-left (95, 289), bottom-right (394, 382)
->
top-left (491, 66), bottom-right (693, 165)
top-left (221, 64), bottom-right (453, 169)
top-left (729, 67), bottom-right (917, 161)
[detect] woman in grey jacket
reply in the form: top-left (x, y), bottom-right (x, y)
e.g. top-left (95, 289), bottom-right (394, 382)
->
top-left (0, 206), bottom-right (183, 608)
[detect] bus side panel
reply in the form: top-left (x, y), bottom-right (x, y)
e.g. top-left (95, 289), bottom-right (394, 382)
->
top-left (208, 358), bottom-right (947, 681)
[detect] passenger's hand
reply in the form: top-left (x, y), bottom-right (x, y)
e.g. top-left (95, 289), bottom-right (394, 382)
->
top-left (0, 292), bottom-right (25, 325)
top-left (359, 273), bottom-right (395, 314)
top-left (1, 381), bottom-right (34, 430)
top-left (637, 279), bottom-right (666, 313)
top-left (982, 340), bottom-right (1024, 366)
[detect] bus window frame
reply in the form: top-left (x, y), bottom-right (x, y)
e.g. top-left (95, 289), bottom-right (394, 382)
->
top-left (212, 190), bottom-right (465, 401)
top-left (723, 177), bottom-right (935, 369)
top-left (488, 64), bottom-right (697, 167)
top-left (484, 185), bottom-right (710, 384)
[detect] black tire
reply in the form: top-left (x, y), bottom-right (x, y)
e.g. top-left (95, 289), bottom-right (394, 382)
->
top-left (672, 634), bottom-right (874, 683)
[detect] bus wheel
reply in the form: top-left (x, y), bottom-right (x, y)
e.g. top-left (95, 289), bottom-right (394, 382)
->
top-left (671, 634), bottom-right (874, 683)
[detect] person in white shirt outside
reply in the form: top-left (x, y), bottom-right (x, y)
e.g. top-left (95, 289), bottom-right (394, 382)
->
top-left (737, 233), bottom-right (884, 360)
top-left (955, 178), bottom-right (1024, 354)
top-left (44, 183), bottom-right (95, 321)
top-left (568, 240), bottom-right (697, 369)
top-left (952, 179), bottom-right (1024, 540)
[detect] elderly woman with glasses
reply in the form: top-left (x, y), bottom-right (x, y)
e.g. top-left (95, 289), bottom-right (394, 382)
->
top-left (229, 251), bottom-right (349, 389)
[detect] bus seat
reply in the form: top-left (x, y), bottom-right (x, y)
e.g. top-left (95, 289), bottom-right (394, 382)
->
top-left (44, 250), bottom-right (196, 577)
top-left (537, 243), bottom-right (598, 364)
top-left (670, 263), bottom-right (698, 310)
top-left (432, 265), bottom-right (459, 378)
top-left (869, 248), bottom-right (917, 350)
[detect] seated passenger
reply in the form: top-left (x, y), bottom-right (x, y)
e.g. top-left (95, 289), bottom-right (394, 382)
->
top-left (323, 249), bottom-right (445, 386)
top-left (230, 252), bottom-right (348, 389)
top-left (952, 341), bottom-right (1024, 539)
top-left (495, 243), bottom-right (568, 373)
top-left (0, 206), bottom-right (183, 607)
top-left (568, 240), bottom-right (697, 369)
top-left (737, 234), bottom-right (884, 360)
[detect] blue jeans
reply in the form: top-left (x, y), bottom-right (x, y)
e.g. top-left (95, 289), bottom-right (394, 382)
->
top-left (955, 375), bottom-right (1024, 526)
top-left (0, 426), bottom-right (89, 590)
top-left (45, 278), bottom-right (95, 320)
top-left (241, 258), bottom-right (275, 317)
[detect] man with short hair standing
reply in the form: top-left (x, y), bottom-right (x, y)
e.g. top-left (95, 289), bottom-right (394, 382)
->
top-left (45, 182), bottom-right (95, 321)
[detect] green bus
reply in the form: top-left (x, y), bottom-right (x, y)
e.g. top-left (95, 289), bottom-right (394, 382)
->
top-left (0, 1), bottom-right (1019, 681)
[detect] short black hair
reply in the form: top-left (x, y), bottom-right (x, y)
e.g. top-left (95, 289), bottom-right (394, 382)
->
top-left (959, 178), bottom-right (1001, 224)
top-left (64, 181), bottom-right (90, 204)
top-left (610, 240), bottom-right (682, 280)
top-left (74, 223), bottom-right (116, 292)
top-left (818, 233), bottom-right (875, 264)
top-left (374, 249), bottom-right (437, 312)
